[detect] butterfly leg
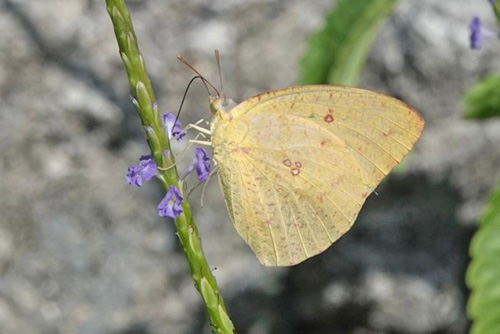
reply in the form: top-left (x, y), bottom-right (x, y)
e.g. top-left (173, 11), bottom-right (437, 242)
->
top-left (182, 120), bottom-right (212, 145)
top-left (190, 139), bottom-right (212, 146)
top-left (187, 165), bottom-right (219, 207)
top-left (200, 165), bottom-right (218, 207)
top-left (184, 120), bottom-right (212, 135)
top-left (157, 163), bottom-right (176, 171)
top-left (167, 135), bottom-right (209, 167)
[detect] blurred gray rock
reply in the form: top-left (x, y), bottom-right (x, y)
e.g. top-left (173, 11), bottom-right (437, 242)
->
top-left (1, 0), bottom-right (499, 333)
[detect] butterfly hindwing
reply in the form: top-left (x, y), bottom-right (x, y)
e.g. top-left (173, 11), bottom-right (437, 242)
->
top-left (211, 85), bottom-right (424, 266)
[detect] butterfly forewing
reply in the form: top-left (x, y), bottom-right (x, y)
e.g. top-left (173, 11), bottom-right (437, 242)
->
top-left (211, 85), bottom-right (424, 266)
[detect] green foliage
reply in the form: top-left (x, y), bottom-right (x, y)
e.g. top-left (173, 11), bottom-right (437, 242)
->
top-left (299, 0), bottom-right (400, 86)
top-left (467, 180), bottom-right (500, 334)
top-left (464, 75), bottom-right (500, 120)
top-left (493, 0), bottom-right (500, 24)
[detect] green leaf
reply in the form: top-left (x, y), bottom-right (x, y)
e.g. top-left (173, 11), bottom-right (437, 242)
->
top-left (464, 75), bottom-right (500, 120)
top-left (299, 0), bottom-right (400, 86)
top-left (467, 180), bottom-right (500, 333)
top-left (493, 1), bottom-right (500, 24)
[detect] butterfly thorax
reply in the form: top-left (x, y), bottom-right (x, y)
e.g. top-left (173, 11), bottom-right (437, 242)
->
top-left (209, 94), bottom-right (253, 167)
top-left (209, 93), bottom-right (237, 142)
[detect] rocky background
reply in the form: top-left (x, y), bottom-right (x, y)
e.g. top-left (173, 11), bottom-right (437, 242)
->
top-left (1, 0), bottom-right (500, 333)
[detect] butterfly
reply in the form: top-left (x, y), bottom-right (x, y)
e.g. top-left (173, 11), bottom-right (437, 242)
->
top-left (181, 55), bottom-right (424, 266)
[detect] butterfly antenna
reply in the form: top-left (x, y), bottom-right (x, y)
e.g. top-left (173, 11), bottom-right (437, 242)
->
top-left (215, 49), bottom-right (223, 93)
top-left (177, 55), bottom-right (220, 97)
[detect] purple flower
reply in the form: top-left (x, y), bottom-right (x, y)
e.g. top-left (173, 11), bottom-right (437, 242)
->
top-left (469, 16), bottom-right (499, 49)
top-left (162, 113), bottom-right (186, 141)
top-left (183, 148), bottom-right (211, 182)
top-left (194, 148), bottom-right (211, 181)
top-left (158, 186), bottom-right (183, 218)
top-left (126, 155), bottom-right (157, 187)
top-left (470, 17), bottom-right (484, 49)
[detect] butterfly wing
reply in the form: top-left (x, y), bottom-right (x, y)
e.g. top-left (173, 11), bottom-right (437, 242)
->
top-left (211, 85), bottom-right (424, 266)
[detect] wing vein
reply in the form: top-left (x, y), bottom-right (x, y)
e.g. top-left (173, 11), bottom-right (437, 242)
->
top-left (242, 145), bottom-right (363, 183)
top-left (253, 170), bottom-right (282, 264)
top-left (296, 173), bottom-right (354, 226)
top-left (243, 119), bottom-right (402, 165)
top-left (239, 159), bottom-right (279, 263)
top-left (268, 184), bottom-right (291, 263)
top-left (245, 150), bottom-right (364, 207)
top-left (244, 90), bottom-right (423, 128)
top-left (291, 192), bottom-right (324, 249)
top-left (289, 197), bottom-right (309, 258)
top-left (296, 100), bottom-right (422, 139)
top-left (287, 191), bottom-right (323, 251)
top-left (239, 156), bottom-right (290, 264)
top-left (305, 202), bottom-right (334, 243)
top-left (242, 153), bottom-right (353, 232)
top-left (242, 155), bottom-right (308, 263)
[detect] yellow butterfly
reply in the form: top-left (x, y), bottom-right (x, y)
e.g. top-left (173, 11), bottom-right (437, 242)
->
top-left (181, 56), bottom-right (424, 266)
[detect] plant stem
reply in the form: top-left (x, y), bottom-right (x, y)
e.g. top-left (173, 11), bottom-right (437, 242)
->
top-left (105, 1), bottom-right (236, 332)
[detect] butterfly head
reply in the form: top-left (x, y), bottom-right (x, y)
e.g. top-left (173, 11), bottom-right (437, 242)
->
top-left (209, 92), bottom-right (236, 115)
top-left (178, 51), bottom-right (235, 116)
